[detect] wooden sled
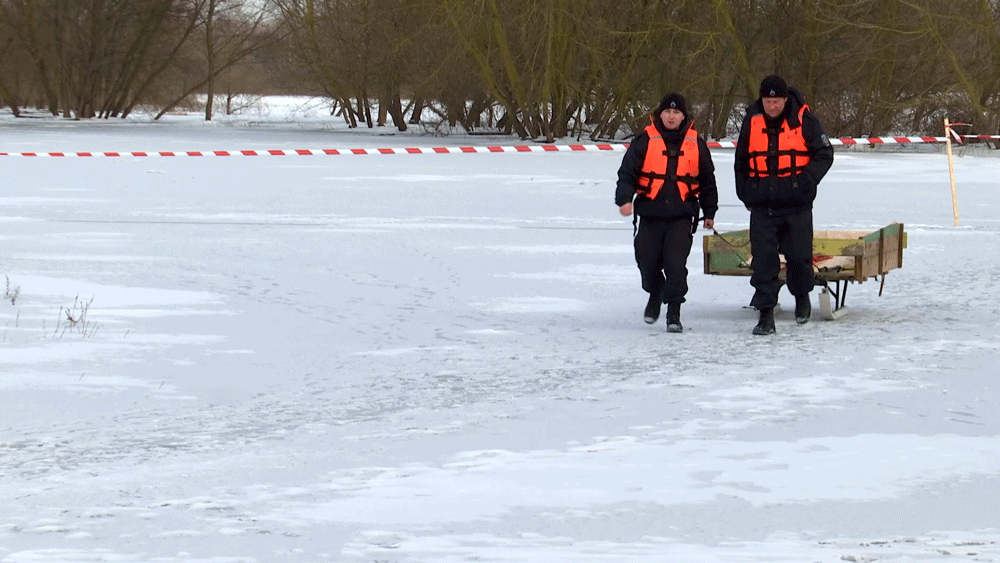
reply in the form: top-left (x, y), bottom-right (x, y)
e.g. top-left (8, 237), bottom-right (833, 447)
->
top-left (703, 222), bottom-right (906, 320)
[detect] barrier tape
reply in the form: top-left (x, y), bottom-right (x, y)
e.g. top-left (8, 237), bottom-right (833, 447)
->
top-left (0, 144), bottom-right (624, 157)
top-left (955, 134), bottom-right (1000, 141)
top-left (0, 135), bottom-right (980, 157)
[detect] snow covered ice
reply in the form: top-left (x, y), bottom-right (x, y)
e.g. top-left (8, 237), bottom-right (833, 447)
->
top-left (1, 103), bottom-right (998, 562)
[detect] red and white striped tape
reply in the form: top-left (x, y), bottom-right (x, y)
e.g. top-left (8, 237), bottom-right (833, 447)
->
top-left (0, 135), bottom-right (971, 157)
top-left (707, 136), bottom-right (947, 148)
top-left (943, 123), bottom-right (1000, 142)
top-left (954, 134), bottom-right (1000, 141)
top-left (0, 144), bottom-right (624, 157)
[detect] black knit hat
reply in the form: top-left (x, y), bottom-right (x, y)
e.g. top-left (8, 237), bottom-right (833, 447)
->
top-left (759, 75), bottom-right (788, 98)
top-left (655, 93), bottom-right (687, 117)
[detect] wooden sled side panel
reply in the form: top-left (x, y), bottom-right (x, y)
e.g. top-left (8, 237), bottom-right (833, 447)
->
top-left (704, 223), bottom-right (906, 320)
top-left (704, 222), bottom-right (906, 283)
top-left (703, 229), bottom-right (752, 276)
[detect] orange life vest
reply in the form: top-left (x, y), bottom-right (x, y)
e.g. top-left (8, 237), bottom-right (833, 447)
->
top-left (636, 120), bottom-right (700, 201)
top-left (747, 105), bottom-right (811, 178)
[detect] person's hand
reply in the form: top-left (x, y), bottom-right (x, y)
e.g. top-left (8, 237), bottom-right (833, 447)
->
top-left (619, 203), bottom-right (633, 216)
top-left (704, 218), bottom-right (715, 230)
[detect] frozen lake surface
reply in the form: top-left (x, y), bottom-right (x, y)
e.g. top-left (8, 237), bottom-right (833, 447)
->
top-left (1, 109), bottom-right (998, 562)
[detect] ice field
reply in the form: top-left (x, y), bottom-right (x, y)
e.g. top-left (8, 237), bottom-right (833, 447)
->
top-left (0, 104), bottom-right (998, 562)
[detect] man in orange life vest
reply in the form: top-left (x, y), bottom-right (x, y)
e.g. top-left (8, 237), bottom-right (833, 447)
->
top-left (616, 93), bottom-right (718, 332)
top-left (735, 75), bottom-right (834, 335)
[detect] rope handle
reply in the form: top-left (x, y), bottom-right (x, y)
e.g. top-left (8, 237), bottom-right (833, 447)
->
top-left (710, 228), bottom-right (752, 249)
top-left (709, 228), bottom-right (752, 269)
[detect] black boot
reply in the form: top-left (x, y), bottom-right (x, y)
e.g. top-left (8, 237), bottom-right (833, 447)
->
top-left (795, 294), bottom-right (811, 324)
top-left (643, 292), bottom-right (661, 324)
top-left (752, 307), bottom-right (776, 335)
top-left (666, 302), bottom-right (682, 333)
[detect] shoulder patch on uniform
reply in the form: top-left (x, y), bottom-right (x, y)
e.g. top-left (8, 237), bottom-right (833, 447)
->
top-left (821, 133), bottom-right (831, 147)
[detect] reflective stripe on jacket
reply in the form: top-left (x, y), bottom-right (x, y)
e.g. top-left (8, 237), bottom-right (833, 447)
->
top-left (636, 121), bottom-right (700, 201)
top-left (747, 105), bottom-right (810, 178)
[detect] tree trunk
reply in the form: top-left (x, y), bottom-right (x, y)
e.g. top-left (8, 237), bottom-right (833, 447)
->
top-left (360, 92), bottom-right (373, 128)
top-left (0, 74), bottom-right (21, 117)
top-left (387, 93), bottom-right (406, 132)
top-left (408, 98), bottom-right (424, 124)
top-left (205, 0), bottom-right (216, 121)
top-left (377, 93), bottom-right (388, 126)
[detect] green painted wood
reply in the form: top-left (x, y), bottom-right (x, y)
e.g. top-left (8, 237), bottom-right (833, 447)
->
top-left (704, 222), bottom-right (906, 280)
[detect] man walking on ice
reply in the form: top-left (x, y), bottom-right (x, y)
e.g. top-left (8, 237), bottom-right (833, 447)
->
top-left (616, 93), bottom-right (719, 333)
top-left (734, 75), bottom-right (834, 335)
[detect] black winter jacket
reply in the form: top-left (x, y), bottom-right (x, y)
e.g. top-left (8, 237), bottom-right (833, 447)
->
top-left (615, 118), bottom-right (719, 222)
top-left (734, 88), bottom-right (834, 214)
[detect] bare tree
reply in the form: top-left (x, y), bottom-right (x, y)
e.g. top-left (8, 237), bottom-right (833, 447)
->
top-left (0, 27), bottom-right (24, 115)
top-left (1, 0), bottom-right (207, 118)
top-left (153, 0), bottom-right (280, 120)
top-left (0, 0), bottom-right (997, 138)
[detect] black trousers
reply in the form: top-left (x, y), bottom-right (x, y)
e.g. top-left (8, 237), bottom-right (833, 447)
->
top-left (749, 208), bottom-right (814, 309)
top-left (634, 215), bottom-right (693, 304)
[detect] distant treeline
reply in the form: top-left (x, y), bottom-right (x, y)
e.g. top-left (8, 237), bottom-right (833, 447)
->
top-left (1, 0), bottom-right (997, 140)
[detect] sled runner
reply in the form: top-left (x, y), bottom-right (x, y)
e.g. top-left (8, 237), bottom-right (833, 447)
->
top-left (703, 222), bottom-right (906, 320)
